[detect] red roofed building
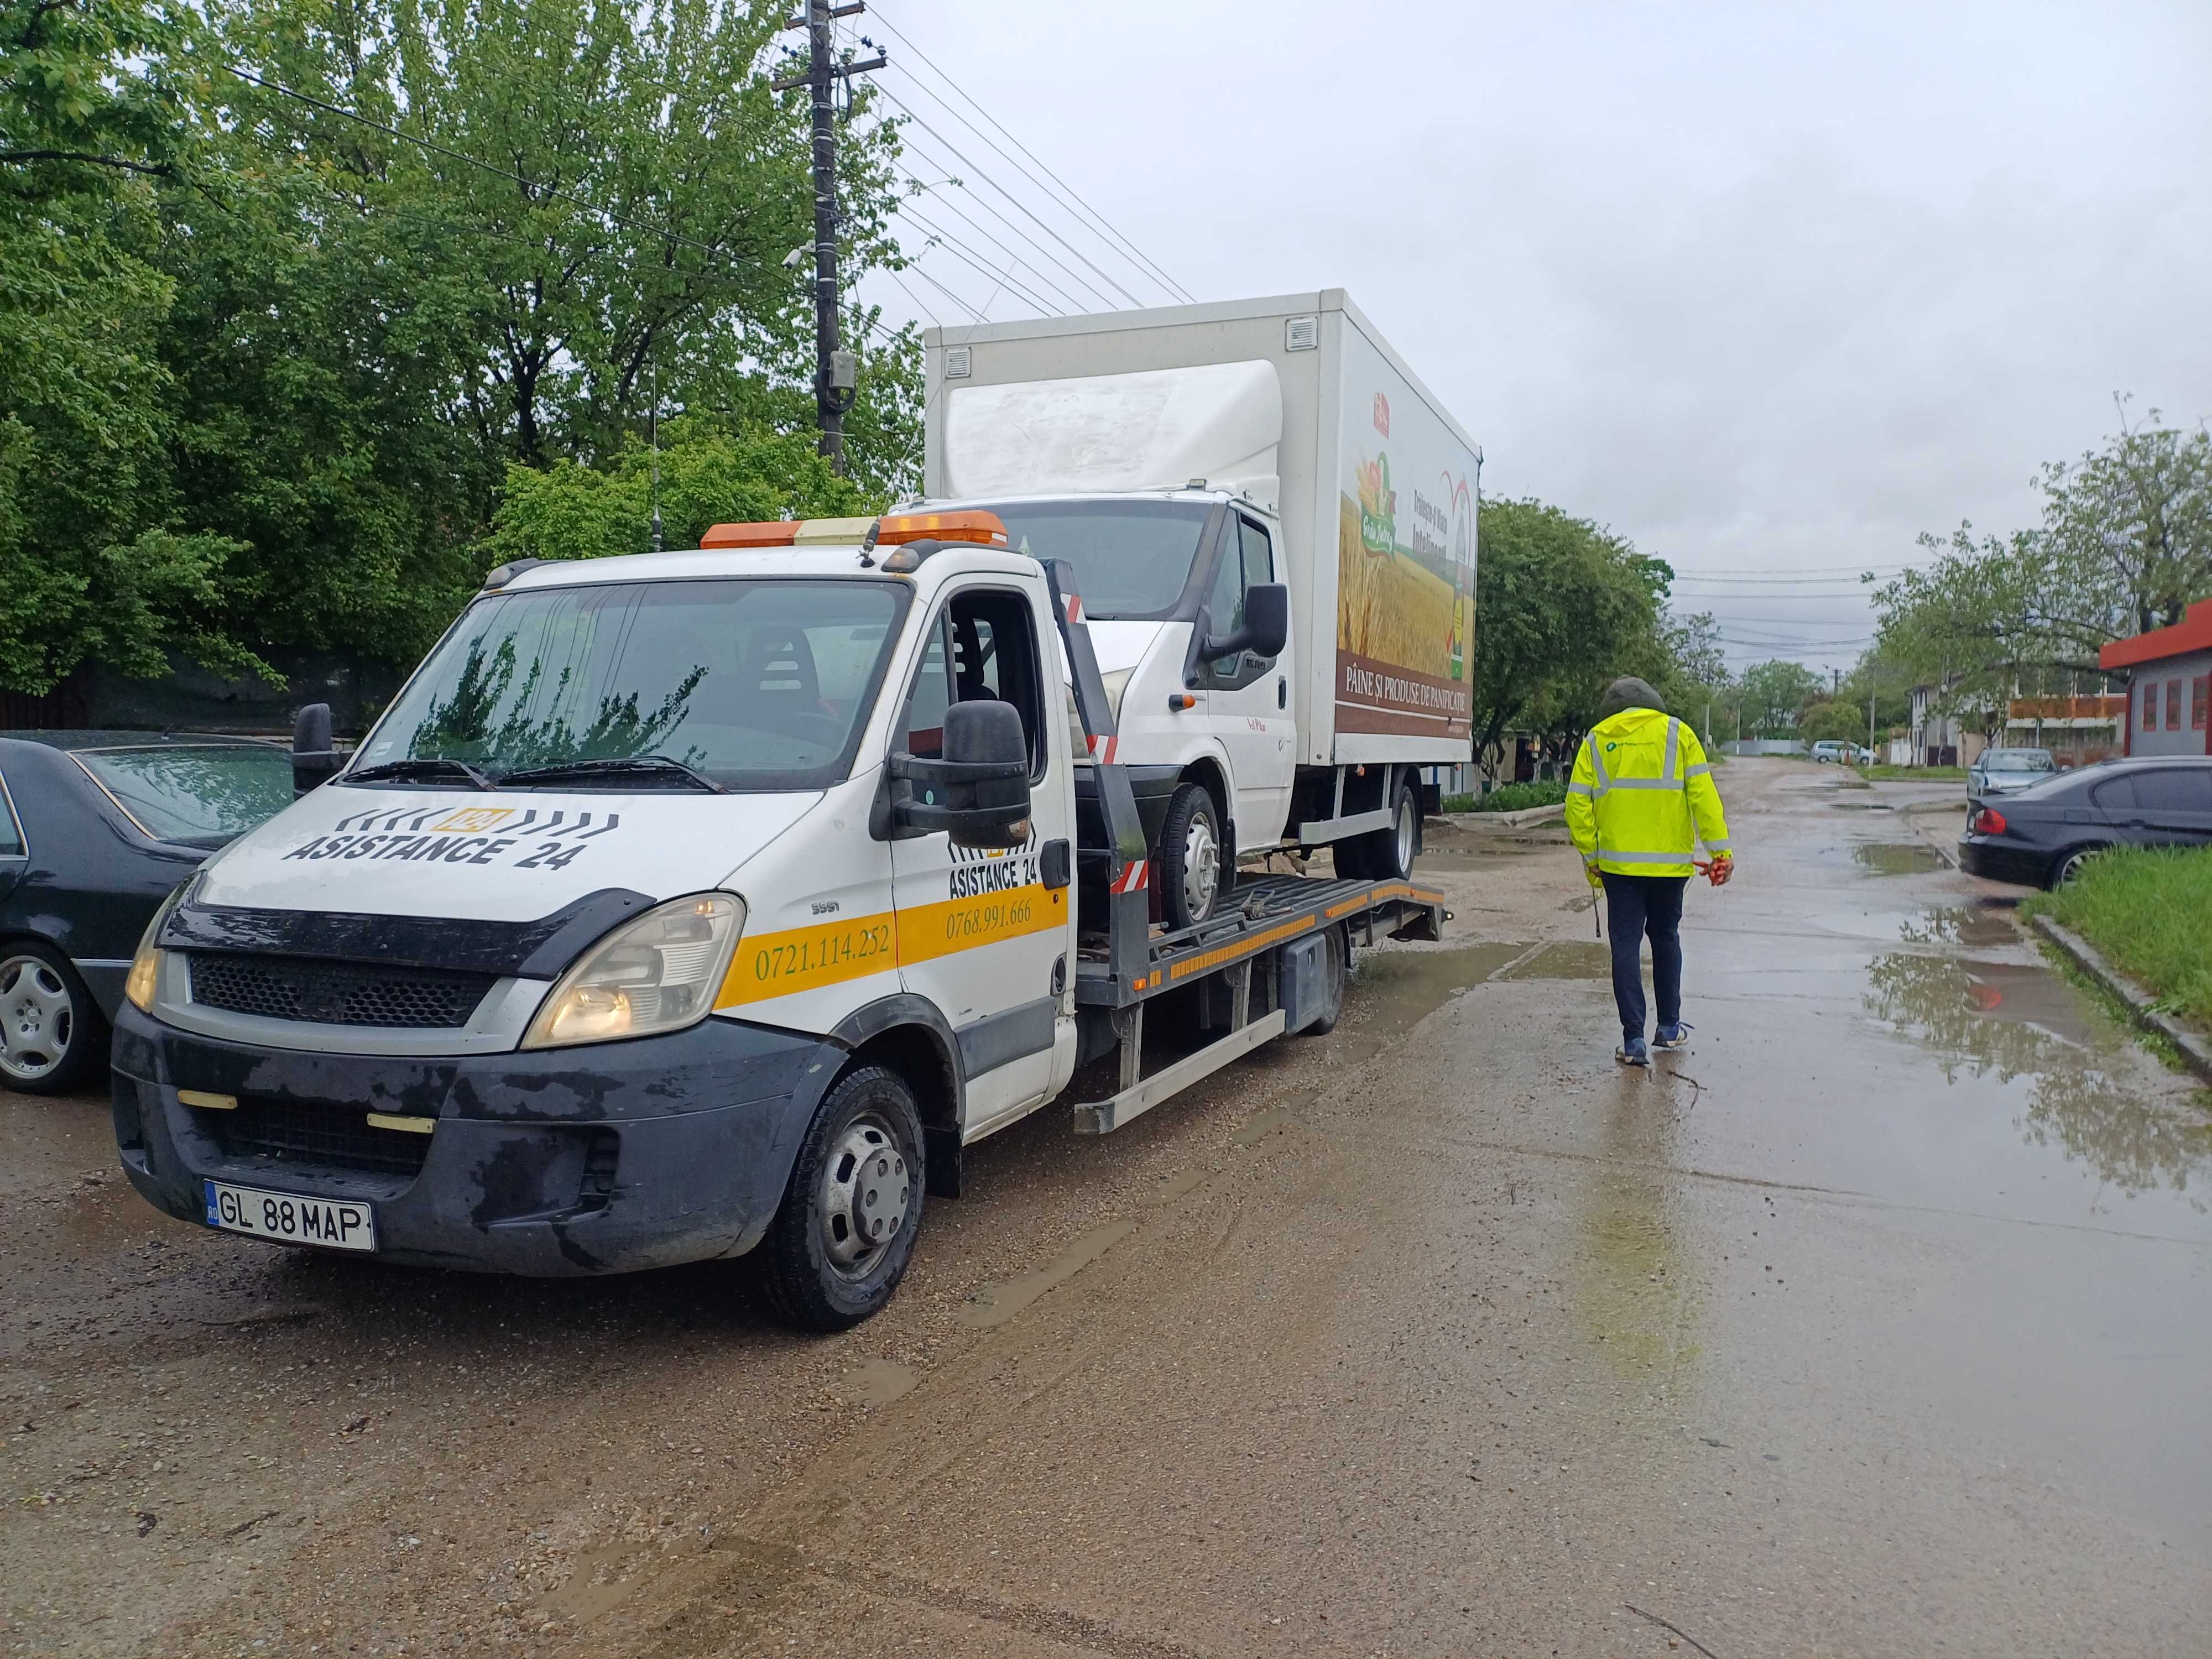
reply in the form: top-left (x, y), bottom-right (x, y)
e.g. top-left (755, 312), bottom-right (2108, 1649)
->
top-left (2101, 598), bottom-right (2212, 758)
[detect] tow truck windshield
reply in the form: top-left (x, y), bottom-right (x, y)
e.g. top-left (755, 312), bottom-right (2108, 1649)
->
top-left (353, 577), bottom-right (907, 791)
top-left (984, 499), bottom-right (1213, 620)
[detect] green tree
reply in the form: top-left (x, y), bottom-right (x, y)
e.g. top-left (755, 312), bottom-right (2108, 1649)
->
top-left (1874, 403), bottom-right (2212, 702)
top-left (481, 416), bottom-right (867, 563)
top-left (1735, 658), bottom-right (1823, 738)
top-left (1469, 497), bottom-right (1678, 769)
top-left (1798, 698), bottom-right (1869, 745)
top-left (0, 0), bottom-right (267, 691)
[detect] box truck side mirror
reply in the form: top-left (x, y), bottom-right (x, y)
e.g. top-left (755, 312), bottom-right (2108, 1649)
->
top-left (891, 700), bottom-right (1034, 849)
top-left (1203, 583), bottom-right (1289, 662)
top-left (291, 702), bottom-right (341, 796)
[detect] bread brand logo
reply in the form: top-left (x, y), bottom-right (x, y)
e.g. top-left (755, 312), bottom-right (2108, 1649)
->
top-left (1372, 393), bottom-right (1390, 438)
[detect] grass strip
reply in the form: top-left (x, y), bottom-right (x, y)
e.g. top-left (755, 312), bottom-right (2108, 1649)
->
top-left (1444, 779), bottom-right (1570, 815)
top-left (2020, 846), bottom-right (2212, 1032)
top-left (1855, 764), bottom-right (1968, 781)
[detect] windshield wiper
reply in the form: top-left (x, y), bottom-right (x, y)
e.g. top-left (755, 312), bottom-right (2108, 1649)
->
top-left (345, 757), bottom-right (493, 790)
top-left (497, 755), bottom-right (728, 794)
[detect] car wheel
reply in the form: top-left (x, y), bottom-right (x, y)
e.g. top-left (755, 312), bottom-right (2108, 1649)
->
top-left (0, 943), bottom-right (105, 1096)
top-left (758, 1065), bottom-right (925, 1332)
top-left (2050, 846), bottom-right (2103, 888)
top-left (1157, 781), bottom-right (1224, 928)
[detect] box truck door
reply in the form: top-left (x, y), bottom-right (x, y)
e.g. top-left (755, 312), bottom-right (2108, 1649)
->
top-left (890, 583), bottom-right (1074, 1132)
top-left (1199, 513), bottom-right (1296, 849)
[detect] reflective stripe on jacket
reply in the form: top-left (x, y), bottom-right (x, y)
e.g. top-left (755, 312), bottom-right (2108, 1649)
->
top-left (1563, 708), bottom-right (1731, 878)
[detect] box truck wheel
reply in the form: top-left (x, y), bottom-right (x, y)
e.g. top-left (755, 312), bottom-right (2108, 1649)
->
top-left (1159, 781), bottom-right (1224, 928)
top-left (1339, 777), bottom-right (1420, 884)
top-left (759, 1065), bottom-right (925, 1332)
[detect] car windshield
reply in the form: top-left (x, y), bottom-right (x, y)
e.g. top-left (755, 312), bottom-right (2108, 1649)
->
top-left (982, 500), bottom-right (1213, 620)
top-left (1982, 750), bottom-right (2053, 771)
top-left (357, 578), bottom-right (907, 791)
top-left (74, 745), bottom-right (294, 849)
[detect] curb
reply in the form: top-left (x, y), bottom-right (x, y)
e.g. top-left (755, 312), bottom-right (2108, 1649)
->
top-left (2030, 914), bottom-right (2212, 1086)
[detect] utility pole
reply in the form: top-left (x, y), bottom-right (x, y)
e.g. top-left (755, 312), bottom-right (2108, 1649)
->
top-left (778, 3), bottom-right (884, 476)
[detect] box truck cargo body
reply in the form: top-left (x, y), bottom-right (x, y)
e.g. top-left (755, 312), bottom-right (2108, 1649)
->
top-left (922, 290), bottom-right (1480, 768)
top-left (919, 291), bottom-right (1480, 925)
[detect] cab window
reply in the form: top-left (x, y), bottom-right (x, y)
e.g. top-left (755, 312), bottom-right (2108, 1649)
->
top-left (1203, 515), bottom-right (1277, 685)
top-left (899, 588), bottom-right (1047, 780)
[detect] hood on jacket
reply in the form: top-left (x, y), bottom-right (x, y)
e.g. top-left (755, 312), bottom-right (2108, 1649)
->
top-left (1596, 676), bottom-right (1666, 723)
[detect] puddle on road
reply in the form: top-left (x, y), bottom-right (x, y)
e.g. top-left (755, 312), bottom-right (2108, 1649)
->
top-left (1855, 842), bottom-right (1944, 875)
top-left (1495, 941), bottom-right (1612, 982)
top-left (1903, 905), bottom-right (2020, 950)
top-left (1864, 951), bottom-right (2212, 1204)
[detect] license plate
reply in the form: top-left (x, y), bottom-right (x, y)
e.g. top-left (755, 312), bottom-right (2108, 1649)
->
top-left (204, 1180), bottom-right (376, 1253)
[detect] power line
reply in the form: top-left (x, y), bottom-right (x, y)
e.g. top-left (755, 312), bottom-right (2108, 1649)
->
top-left (895, 207), bottom-right (1063, 317)
top-left (885, 121), bottom-right (1123, 311)
top-left (891, 166), bottom-right (1092, 312)
top-left (868, 81), bottom-right (1149, 309)
top-left (866, 6), bottom-right (1194, 305)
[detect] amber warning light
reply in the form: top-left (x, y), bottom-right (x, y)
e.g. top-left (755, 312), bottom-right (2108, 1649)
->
top-left (700, 511), bottom-right (1009, 551)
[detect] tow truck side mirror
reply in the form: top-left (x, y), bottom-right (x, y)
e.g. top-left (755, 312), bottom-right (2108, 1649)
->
top-left (890, 700), bottom-right (1033, 849)
top-left (292, 702), bottom-right (341, 796)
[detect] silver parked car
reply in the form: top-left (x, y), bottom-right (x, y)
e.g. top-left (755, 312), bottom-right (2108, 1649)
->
top-left (1968, 747), bottom-right (2056, 800)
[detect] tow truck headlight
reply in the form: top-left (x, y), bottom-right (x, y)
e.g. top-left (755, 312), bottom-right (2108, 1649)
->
top-left (125, 883), bottom-right (190, 1013)
top-left (521, 893), bottom-right (747, 1050)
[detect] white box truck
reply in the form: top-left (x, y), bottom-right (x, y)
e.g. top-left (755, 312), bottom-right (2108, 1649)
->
top-left (917, 291), bottom-right (1481, 928)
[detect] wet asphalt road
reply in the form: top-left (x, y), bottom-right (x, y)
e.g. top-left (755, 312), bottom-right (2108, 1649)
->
top-left (5, 759), bottom-right (2209, 1657)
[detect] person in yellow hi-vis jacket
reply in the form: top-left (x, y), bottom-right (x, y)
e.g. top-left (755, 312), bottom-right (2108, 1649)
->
top-left (1563, 677), bottom-right (1733, 1066)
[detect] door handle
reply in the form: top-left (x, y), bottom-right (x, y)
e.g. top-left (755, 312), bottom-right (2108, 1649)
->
top-left (1040, 838), bottom-right (1072, 890)
top-left (1277, 677), bottom-right (1287, 709)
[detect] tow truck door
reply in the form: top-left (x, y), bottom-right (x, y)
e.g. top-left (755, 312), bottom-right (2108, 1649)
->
top-left (889, 578), bottom-right (1076, 1135)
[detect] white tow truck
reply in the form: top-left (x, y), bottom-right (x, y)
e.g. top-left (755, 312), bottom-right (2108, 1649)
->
top-left (111, 510), bottom-right (1443, 1328)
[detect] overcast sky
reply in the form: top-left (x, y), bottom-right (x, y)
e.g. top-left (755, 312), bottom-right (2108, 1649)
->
top-left (851, 1), bottom-right (2212, 675)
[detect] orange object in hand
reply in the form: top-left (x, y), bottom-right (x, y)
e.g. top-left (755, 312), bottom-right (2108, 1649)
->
top-left (1694, 855), bottom-right (1734, 888)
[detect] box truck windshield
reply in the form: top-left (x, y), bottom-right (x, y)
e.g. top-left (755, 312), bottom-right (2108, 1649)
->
top-left (987, 499), bottom-right (1212, 620)
top-left (356, 577), bottom-right (907, 791)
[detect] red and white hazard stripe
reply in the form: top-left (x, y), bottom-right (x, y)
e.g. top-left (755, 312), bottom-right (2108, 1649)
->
top-left (1087, 733), bottom-right (1119, 765)
top-left (1109, 859), bottom-right (1148, 894)
top-left (1061, 591), bottom-right (1085, 625)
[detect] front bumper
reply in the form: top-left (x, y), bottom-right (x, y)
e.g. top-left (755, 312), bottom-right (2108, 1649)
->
top-left (109, 1004), bottom-right (842, 1275)
top-left (1957, 837), bottom-right (2046, 888)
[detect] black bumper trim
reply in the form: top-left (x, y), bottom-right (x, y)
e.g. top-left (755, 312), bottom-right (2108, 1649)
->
top-left (109, 1003), bottom-right (843, 1275)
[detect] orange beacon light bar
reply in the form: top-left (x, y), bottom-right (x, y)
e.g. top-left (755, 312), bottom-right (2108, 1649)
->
top-left (698, 510), bottom-right (1010, 551)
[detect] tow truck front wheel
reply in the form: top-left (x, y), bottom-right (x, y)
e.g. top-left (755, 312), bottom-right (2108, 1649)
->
top-left (759, 1065), bottom-right (925, 1331)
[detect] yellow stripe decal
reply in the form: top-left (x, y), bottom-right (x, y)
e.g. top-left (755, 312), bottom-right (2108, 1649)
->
top-left (1168, 912), bottom-right (1317, 982)
top-left (714, 884), bottom-right (1067, 1008)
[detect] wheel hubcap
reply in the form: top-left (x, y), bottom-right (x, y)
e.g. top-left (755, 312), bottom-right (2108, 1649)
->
top-left (0, 956), bottom-right (72, 1083)
top-left (1182, 810), bottom-right (1219, 918)
top-left (818, 1112), bottom-right (911, 1277)
top-left (1394, 797), bottom-right (1416, 872)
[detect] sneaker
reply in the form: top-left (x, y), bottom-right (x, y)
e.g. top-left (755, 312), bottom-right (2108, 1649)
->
top-left (1615, 1037), bottom-right (1650, 1067)
top-left (1652, 1022), bottom-right (1693, 1052)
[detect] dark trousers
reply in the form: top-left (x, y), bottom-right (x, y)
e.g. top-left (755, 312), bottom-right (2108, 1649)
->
top-left (1600, 872), bottom-right (1688, 1042)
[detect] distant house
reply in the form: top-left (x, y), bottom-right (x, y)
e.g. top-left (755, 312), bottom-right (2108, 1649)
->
top-left (2101, 598), bottom-right (2212, 759)
top-left (1905, 685), bottom-right (1985, 769)
top-left (2003, 696), bottom-right (2126, 767)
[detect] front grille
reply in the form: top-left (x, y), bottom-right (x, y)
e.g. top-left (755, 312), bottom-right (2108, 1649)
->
top-left (202, 1097), bottom-right (432, 1178)
top-left (188, 954), bottom-right (495, 1028)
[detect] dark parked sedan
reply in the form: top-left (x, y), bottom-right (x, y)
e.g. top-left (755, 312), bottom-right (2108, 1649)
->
top-left (1957, 755), bottom-right (2212, 888)
top-left (0, 732), bottom-right (294, 1093)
